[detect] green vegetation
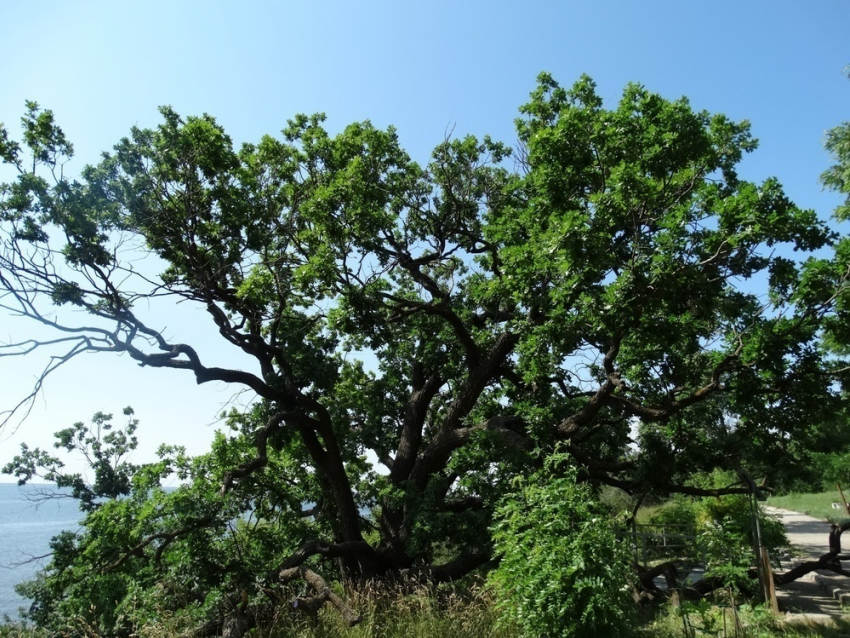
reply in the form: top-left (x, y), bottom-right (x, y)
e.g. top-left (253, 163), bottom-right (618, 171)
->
top-left (4, 594), bottom-right (850, 638)
top-left (2, 427), bottom-right (799, 638)
top-left (1, 71), bottom-right (849, 636)
top-left (490, 458), bottom-right (636, 638)
top-left (0, 586), bottom-right (514, 638)
top-left (638, 472), bottom-right (788, 591)
top-left (645, 601), bottom-right (850, 637)
top-left (766, 491), bottom-right (850, 523)
top-left (805, 452), bottom-right (850, 493)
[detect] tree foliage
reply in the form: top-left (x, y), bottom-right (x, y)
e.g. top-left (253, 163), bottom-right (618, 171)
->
top-left (7, 411), bottom-right (333, 635)
top-left (3, 408), bottom-right (139, 511)
top-left (1, 74), bottom-right (849, 633)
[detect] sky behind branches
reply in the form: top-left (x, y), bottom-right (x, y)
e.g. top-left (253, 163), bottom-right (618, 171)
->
top-left (0, 1), bottom-right (848, 481)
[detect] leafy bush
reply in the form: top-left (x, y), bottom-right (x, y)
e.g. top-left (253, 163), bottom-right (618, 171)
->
top-left (645, 495), bottom-right (699, 528)
top-left (693, 520), bottom-right (755, 590)
top-left (489, 459), bottom-right (636, 638)
top-left (693, 471), bottom-right (788, 557)
top-left (645, 471), bottom-right (788, 590)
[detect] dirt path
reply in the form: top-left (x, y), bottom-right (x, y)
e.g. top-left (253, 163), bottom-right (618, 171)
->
top-left (765, 506), bottom-right (849, 622)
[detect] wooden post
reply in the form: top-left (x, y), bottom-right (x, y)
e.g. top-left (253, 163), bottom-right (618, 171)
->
top-left (729, 588), bottom-right (743, 637)
top-left (837, 484), bottom-right (850, 517)
top-left (759, 547), bottom-right (779, 614)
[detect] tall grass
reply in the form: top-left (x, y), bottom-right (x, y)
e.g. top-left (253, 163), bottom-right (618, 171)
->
top-left (4, 583), bottom-right (850, 638)
top-left (250, 583), bottom-right (515, 638)
top-left (0, 584), bottom-right (517, 638)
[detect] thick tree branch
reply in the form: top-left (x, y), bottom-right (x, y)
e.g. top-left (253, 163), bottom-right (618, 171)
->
top-left (391, 361), bottom-right (444, 483)
top-left (402, 547), bottom-right (492, 583)
top-left (102, 515), bottom-right (216, 573)
top-left (774, 521), bottom-right (850, 586)
top-left (279, 565), bottom-right (362, 626)
top-left (276, 539), bottom-right (383, 572)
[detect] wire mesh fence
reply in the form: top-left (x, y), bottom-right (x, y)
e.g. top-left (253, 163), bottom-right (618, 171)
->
top-left (626, 523), bottom-right (700, 565)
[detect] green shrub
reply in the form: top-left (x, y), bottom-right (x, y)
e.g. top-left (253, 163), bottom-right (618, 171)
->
top-left (489, 460), bottom-right (636, 638)
top-left (643, 471), bottom-right (789, 590)
top-left (646, 495), bottom-right (699, 528)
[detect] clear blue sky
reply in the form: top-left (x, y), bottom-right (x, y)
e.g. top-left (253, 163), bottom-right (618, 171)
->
top-left (0, 1), bottom-right (848, 481)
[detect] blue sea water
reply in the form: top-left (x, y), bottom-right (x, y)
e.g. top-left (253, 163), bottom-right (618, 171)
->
top-left (0, 483), bottom-right (81, 620)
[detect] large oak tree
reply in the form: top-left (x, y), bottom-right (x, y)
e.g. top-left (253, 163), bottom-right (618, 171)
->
top-left (2, 74), bottom-right (849, 630)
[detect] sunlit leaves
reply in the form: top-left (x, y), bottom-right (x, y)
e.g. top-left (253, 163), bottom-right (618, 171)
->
top-left (490, 462), bottom-right (636, 638)
top-left (823, 119), bottom-right (850, 221)
top-left (20, 101), bottom-right (74, 169)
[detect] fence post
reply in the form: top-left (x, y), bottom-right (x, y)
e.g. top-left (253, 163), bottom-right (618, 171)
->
top-left (737, 469), bottom-right (767, 604)
top-left (837, 484), bottom-right (850, 517)
top-left (760, 547), bottom-right (779, 614)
